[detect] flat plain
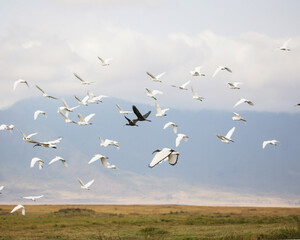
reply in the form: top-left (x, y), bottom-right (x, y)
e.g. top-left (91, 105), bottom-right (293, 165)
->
top-left (0, 205), bottom-right (299, 239)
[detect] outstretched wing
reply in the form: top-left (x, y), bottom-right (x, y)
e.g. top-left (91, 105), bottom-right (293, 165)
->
top-left (225, 127), bottom-right (235, 139)
top-left (132, 105), bottom-right (143, 119)
top-left (35, 85), bottom-right (45, 94)
top-left (85, 179), bottom-right (95, 188)
top-left (149, 148), bottom-right (172, 168)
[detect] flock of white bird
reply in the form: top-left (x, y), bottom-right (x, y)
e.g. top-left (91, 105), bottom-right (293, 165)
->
top-left (0, 39), bottom-right (293, 215)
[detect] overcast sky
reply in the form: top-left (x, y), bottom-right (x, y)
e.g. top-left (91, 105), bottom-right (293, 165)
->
top-left (0, 0), bottom-right (299, 206)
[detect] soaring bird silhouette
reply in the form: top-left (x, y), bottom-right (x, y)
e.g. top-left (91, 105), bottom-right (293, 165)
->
top-left (132, 105), bottom-right (151, 122)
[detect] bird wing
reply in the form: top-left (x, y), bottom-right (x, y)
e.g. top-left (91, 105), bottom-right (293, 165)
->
top-left (191, 86), bottom-right (198, 97)
top-left (225, 127), bottom-right (235, 139)
top-left (143, 111), bottom-right (151, 120)
top-left (13, 80), bottom-right (21, 91)
top-left (31, 157), bottom-right (41, 168)
top-left (181, 80), bottom-right (191, 88)
top-left (176, 134), bottom-right (183, 147)
top-left (88, 155), bottom-right (101, 164)
top-left (84, 113), bottom-right (95, 123)
top-left (34, 110), bottom-right (41, 120)
top-left (35, 85), bottom-right (45, 94)
top-left (74, 95), bottom-right (82, 103)
top-left (58, 108), bottom-right (69, 119)
top-left (132, 105), bottom-right (143, 119)
top-left (77, 178), bottom-right (85, 186)
top-left (85, 179), bottom-right (95, 188)
top-left (0, 125), bottom-right (7, 130)
top-left (11, 204), bottom-right (24, 214)
top-left (47, 137), bottom-right (63, 145)
top-left (145, 88), bottom-right (152, 94)
top-left (27, 132), bottom-right (38, 139)
top-left (163, 122), bottom-right (174, 129)
top-left (282, 38), bottom-right (291, 48)
top-left (61, 98), bottom-right (69, 108)
top-left (233, 112), bottom-right (240, 117)
top-left (105, 57), bottom-right (113, 63)
top-left (152, 90), bottom-right (163, 95)
top-left (156, 72), bottom-right (166, 79)
top-left (146, 72), bottom-right (155, 79)
top-left (168, 151), bottom-right (179, 165)
top-left (49, 156), bottom-right (61, 165)
top-left (116, 104), bottom-right (122, 111)
top-left (233, 99), bottom-right (245, 108)
top-left (100, 158), bottom-right (108, 168)
top-left (149, 148), bottom-right (172, 168)
top-left (155, 103), bottom-right (162, 113)
top-left (262, 141), bottom-right (269, 149)
top-left (212, 66), bottom-right (222, 77)
top-left (77, 113), bottom-right (85, 122)
top-left (73, 73), bottom-right (84, 83)
top-left (0, 186), bottom-right (4, 191)
top-left (97, 56), bottom-right (105, 64)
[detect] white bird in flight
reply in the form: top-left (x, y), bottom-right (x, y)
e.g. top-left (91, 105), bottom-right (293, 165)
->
top-left (191, 86), bottom-right (205, 101)
top-left (99, 137), bottom-right (120, 149)
top-left (227, 82), bottom-right (242, 90)
top-left (171, 80), bottom-right (191, 90)
top-left (0, 124), bottom-right (14, 133)
top-left (163, 121), bottom-right (178, 134)
top-left (87, 91), bottom-right (108, 104)
top-left (75, 113), bottom-right (95, 125)
top-left (213, 66), bottom-right (232, 78)
top-left (146, 72), bottom-right (166, 82)
top-left (34, 110), bottom-right (46, 120)
top-left (13, 79), bottom-right (29, 91)
top-left (232, 112), bottom-right (246, 122)
top-left (98, 56), bottom-right (113, 66)
top-left (73, 73), bottom-right (95, 85)
top-left (216, 127), bottom-right (235, 143)
top-left (115, 104), bottom-right (132, 115)
top-left (35, 85), bottom-right (58, 100)
top-left (77, 178), bottom-right (95, 190)
top-left (10, 204), bottom-right (25, 216)
top-left (0, 186), bottom-right (4, 194)
top-left (278, 39), bottom-right (291, 51)
top-left (58, 108), bottom-right (76, 124)
top-left (49, 156), bottom-right (68, 167)
top-left (60, 99), bottom-right (79, 112)
top-left (88, 154), bottom-right (116, 169)
top-left (22, 195), bottom-right (44, 201)
top-left (145, 88), bottom-right (163, 100)
top-left (149, 148), bottom-right (180, 168)
top-left (262, 140), bottom-right (279, 149)
top-left (233, 98), bottom-right (254, 108)
top-left (31, 157), bottom-right (44, 170)
top-left (155, 103), bottom-right (169, 117)
top-left (176, 133), bottom-right (189, 147)
top-left (190, 66), bottom-right (205, 76)
top-left (74, 95), bottom-right (89, 106)
top-left (33, 137), bottom-right (63, 149)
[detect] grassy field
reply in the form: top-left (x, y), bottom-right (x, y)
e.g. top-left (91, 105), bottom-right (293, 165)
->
top-left (0, 205), bottom-right (299, 239)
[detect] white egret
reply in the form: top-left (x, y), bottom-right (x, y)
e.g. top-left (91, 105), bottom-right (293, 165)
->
top-left (233, 98), bottom-right (254, 108)
top-left (190, 66), bottom-right (205, 76)
top-left (227, 82), bottom-right (242, 89)
top-left (0, 124), bottom-right (14, 133)
top-left (213, 66), bottom-right (232, 78)
top-left (31, 157), bottom-right (44, 170)
top-left (278, 39), bottom-right (291, 51)
top-left (155, 103), bottom-right (169, 117)
top-left (77, 178), bottom-right (95, 190)
top-left (232, 112), bottom-right (246, 122)
top-left (10, 204), bottom-right (25, 216)
top-left (49, 156), bottom-right (68, 167)
top-left (74, 95), bottom-right (89, 106)
top-left (163, 122), bottom-right (178, 134)
top-left (216, 127), bottom-right (235, 143)
top-left (75, 113), bottom-right (95, 125)
top-left (171, 80), bottom-right (190, 90)
top-left (13, 79), bottom-right (29, 91)
top-left (191, 86), bottom-right (205, 101)
top-left (88, 154), bottom-right (116, 169)
top-left (34, 110), bottom-right (46, 120)
top-left (145, 88), bottom-right (163, 100)
top-left (146, 72), bottom-right (166, 82)
top-left (262, 140), bottom-right (279, 149)
top-left (176, 133), bottom-right (189, 147)
top-left (35, 85), bottom-right (58, 100)
top-left (98, 56), bottom-right (113, 66)
top-left (116, 104), bottom-right (132, 114)
top-left (149, 148), bottom-right (179, 168)
top-left (73, 72), bottom-right (95, 85)
top-left (22, 195), bottom-right (44, 201)
top-left (99, 137), bottom-right (120, 149)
